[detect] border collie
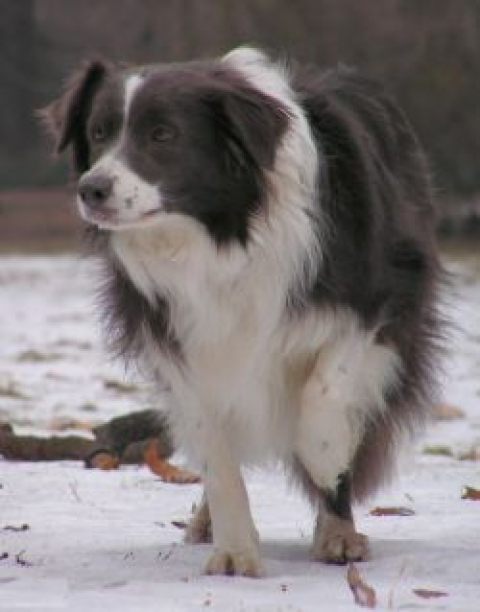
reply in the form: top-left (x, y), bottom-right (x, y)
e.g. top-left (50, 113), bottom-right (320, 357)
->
top-left (43, 48), bottom-right (441, 577)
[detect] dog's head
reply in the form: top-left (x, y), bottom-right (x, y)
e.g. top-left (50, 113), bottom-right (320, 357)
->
top-left (42, 50), bottom-right (289, 245)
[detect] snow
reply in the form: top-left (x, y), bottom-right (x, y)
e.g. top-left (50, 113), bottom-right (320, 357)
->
top-left (1, 251), bottom-right (479, 611)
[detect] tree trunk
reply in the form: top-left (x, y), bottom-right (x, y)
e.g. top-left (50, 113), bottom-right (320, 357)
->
top-left (0, 0), bottom-right (37, 159)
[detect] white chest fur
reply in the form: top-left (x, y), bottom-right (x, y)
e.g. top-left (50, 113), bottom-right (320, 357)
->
top-left (111, 217), bottom-right (298, 463)
top-left (111, 219), bottom-right (399, 483)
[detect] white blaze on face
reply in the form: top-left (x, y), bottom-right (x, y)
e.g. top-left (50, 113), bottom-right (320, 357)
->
top-left (77, 73), bottom-right (163, 230)
top-left (124, 73), bottom-right (144, 116)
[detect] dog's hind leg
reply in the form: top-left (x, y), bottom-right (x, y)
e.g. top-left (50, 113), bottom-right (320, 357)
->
top-left (293, 457), bottom-right (369, 564)
top-left (313, 472), bottom-right (369, 563)
top-left (293, 363), bottom-right (369, 564)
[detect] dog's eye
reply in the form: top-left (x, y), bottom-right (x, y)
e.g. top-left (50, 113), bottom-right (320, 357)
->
top-left (151, 125), bottom-right (177, 143)
top-left (91, 124), bottom-right (107, 143)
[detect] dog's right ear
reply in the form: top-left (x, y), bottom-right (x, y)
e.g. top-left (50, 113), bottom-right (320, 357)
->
top-left (39, 59), bottom-right (110, 174)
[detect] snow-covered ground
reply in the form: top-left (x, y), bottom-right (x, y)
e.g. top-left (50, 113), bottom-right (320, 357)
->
top-left (0, 251), bottom-right (479, 611)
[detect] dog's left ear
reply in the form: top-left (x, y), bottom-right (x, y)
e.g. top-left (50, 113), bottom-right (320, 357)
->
top-left (38, 58), bottom-right (111, 174)
top-left (225, 88), bottom-right (288, 170)
top-left (211, 86), bottom-right (289, 174)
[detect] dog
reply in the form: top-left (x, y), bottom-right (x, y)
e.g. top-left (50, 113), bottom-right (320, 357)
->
top-left (42, 48), bottom-right (441, 577)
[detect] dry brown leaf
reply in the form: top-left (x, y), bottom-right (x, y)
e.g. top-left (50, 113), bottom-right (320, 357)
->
top-left (144, 440), bottom-right (200, 484)
top-left (347, 563), bottom-right (376, 608)
top-left (370, 506), bottom-right (415, 517)
top-left (461, 486), bottom-right (480, 500)
top-left (460, 447), bottom-right (480, 461)
top-left (87, 451), bottom-right (120, 470)
top-left (413, 588), bottom-right (448, 599)
top-left (432, 403), bottom-right (465, 421)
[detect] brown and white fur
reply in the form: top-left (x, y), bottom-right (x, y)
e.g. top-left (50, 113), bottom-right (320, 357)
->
top-left (42, 48), bottom-right (441, 577)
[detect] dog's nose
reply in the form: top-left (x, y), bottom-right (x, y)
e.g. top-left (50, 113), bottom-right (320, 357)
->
top-left (78, 174), bottom-right (113, 208)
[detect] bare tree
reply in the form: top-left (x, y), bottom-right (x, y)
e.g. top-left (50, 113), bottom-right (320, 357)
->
top-left (0, 0), bottom-right (37, 159)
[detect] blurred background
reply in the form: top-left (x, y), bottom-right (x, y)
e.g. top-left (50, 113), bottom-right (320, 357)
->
top-left (0, 0), bottom-right (479, 251)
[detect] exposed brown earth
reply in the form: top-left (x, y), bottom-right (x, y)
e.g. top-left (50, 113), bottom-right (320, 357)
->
top-left (0, 188), bottom-right (82, 253)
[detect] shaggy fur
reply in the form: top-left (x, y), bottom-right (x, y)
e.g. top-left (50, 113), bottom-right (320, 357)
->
top-left (43, 48), bottom-right (441, 577)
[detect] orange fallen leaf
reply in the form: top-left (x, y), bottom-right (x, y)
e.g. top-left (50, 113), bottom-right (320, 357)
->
top-left (432, 403), bottom-right (465, 421)
top-left (461, 486), bottom-right (480, 500)
top-left (370, 506), bottom-right (415, 517)
top-left (347, 563), bottom-right (376, 608)
top-left (413, 588), bottom-right (448, 599)
top-left (88, 451), bottom-right (120, 470)
top-left (144, 440), bottom-right (200, 484)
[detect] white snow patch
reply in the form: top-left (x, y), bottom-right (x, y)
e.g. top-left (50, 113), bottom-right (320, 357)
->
top-left (0, 251), bottom-right (479, 611)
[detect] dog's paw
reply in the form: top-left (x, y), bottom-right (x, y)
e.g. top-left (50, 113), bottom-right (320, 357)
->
top-left (204, 548), bottom-right (263, 578)
top-left (312, 518), bottom-right (369, 565)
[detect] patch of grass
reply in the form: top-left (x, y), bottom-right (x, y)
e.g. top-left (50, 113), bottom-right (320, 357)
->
top-left (423, 445), bottom-right (455, 458)
top-left (16, 349), bottom-right (62, 363)
top-left (103, 379), bottom-right (140, 394)
top-left (52, 339), bottom-right (93, 351)
top-left (0, 381), bottom-right (31, 401)
top-left (78, 403), bottom-right (99, 413)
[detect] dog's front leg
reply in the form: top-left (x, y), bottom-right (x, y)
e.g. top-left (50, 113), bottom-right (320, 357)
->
top-left (202, 427), bottom-right (262, 578)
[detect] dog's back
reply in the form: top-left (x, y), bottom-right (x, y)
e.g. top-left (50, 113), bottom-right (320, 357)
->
top-left (292, 66), bottom-right (440, 501)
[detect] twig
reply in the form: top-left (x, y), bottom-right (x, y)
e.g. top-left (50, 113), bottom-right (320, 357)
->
top-left (69, 480), bottom-right (82, 503)
top-left (15, 550), bottom-right (33, 567)
top-left (387, 558), bottom-right (409, 610)
top-left (347, 563), bottom-right (376, 608)
top-left (3, 524), bottom-right (30, 532)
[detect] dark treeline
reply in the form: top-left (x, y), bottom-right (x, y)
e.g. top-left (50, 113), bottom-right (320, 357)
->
top-left (1, 0), bottom-right (479, 209)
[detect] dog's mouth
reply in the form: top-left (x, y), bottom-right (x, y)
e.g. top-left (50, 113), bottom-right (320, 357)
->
top-left (78, 201), bottom-right (163, 230)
